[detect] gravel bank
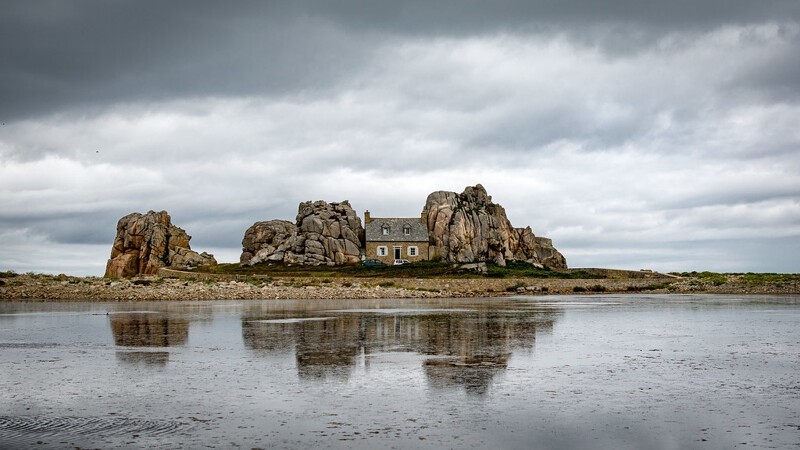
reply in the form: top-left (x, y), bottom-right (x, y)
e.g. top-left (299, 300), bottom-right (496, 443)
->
top-left (1, 273), bottom-right (797, 302)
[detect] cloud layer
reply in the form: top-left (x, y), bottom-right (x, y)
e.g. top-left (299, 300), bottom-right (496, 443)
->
top-left (1, 1), bottom-right (799, 275)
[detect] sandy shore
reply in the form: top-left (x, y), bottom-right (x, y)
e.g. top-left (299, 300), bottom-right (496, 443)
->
top-left (1, 272), bottom-right (797, 301)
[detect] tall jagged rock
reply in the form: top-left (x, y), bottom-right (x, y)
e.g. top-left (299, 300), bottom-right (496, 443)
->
top-left (105, 211), bottom-right (216, 278)
top-left (240, 200), bottom-right (364, 266)
top-left (424, 184), bottom-right (567, 268)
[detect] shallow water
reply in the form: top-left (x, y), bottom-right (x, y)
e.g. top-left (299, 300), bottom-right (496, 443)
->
top-left (1, 295), bottom-right (798, 449)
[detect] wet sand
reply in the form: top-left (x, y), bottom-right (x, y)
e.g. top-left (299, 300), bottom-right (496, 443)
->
top-left (1, 295), bottom-right (799, 449)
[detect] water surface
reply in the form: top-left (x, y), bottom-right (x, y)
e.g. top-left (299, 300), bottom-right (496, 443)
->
top-left (1, 295), bottom-right (798, 449)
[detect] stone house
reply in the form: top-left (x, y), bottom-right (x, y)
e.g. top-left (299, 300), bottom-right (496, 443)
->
top-left (364, 210), bottom-right (429, 263)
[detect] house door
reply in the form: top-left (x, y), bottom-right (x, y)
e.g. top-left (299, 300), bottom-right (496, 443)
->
top-left (394, 247), bottom-right (401, 259)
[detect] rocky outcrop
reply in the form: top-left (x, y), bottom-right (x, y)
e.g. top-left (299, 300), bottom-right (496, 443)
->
top-left (240, 200), bottom-right (364, 266)
top-left (105, 211), bottom-right (216, 278)
top-left (239, 220), bottom-right (298, 265)
top-left (424, 184), bottom-right (567, 268)
top-left (513, 227), bottom-right (568, 269)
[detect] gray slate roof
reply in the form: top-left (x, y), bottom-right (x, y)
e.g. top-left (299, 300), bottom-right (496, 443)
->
top-left (365, 218), bottom-right (429, 242)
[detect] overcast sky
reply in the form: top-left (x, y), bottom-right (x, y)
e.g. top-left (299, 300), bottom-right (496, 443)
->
top-left (1, 1), bottom-right (799, 275)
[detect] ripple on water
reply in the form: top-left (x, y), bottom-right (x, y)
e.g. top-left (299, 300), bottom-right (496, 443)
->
top-left (0, 342), bottom-right (60, 349)
top-left (249, 317), bottom-right (335, 324)
top-left (0, 415), bottom-right (190, 445)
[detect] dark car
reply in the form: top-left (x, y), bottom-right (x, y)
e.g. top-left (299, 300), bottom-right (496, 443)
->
top-left (362, 259), bottom-right (387, 267)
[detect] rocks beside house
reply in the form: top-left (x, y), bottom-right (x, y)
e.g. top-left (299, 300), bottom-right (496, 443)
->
top-left (424, 184), bottom-right (567, 268)
top-left (104, 211), bottom-right (216, 278)
top-left (104, 184), bottom-right (564, 278)
top-left (240, 200), bottom-right (364, 266)
top-left (240, 184), bottom-right (565, 269)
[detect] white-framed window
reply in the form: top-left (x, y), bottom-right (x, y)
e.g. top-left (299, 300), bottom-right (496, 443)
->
top-left (403, 224), bottom-right (411, 236)
top-left (377, 246), bottom-right (388, 256)
top-left (407, 246), bottom-right (418, 257)
top-left (382, 225), bottom-right (389, 235)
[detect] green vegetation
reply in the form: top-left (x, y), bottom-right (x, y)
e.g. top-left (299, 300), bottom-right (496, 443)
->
top-left (196, 260), bottom-right (608, 280)
top-left (682, 271), bottom-right (728, 286)
top-left (0, 270), bottom-right (19, 278)
top-left (678, 271), bottom-right (800, 287)
top-left (487, 261), bottom-right (604, 279)
top-left (738, 272), bottom-right (800, 286)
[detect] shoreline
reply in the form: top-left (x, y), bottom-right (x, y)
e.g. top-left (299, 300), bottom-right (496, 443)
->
top-left (1, 272), bottom-right (798, 302)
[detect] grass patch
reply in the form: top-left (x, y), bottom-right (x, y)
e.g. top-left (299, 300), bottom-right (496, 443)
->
top-left (197, 260), bottom-right (604, 280)
top-left (488, 261), bottom-right (605, 279)
top-left (679, 272), bottom-right (799, 287)
top-left (739, 272), bottom-right (800, 285)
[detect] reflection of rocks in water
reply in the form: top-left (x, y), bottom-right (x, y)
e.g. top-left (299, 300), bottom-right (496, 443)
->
top-left (242, 317), bottom-right (361, 381)
top-left (362, 312), bottom-right (538, 358)
top-left (115, 351), bottom-right (170, 366)
top-left (364, 312), bottom-right (532, 395)
top-left (242, 321), bottom-right (295, 352)
top-left (424, 356), bottom-right (507, 396)
top-left (242, 307), bottom-right (558, 392)
top-left (295, 317), bottom-right (361, 380)
top-left (110, 314), bottom-right (189, 347)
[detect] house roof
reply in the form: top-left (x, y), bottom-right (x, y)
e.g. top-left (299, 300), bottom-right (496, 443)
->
top-left (365, 218), bottom-right (429, 242)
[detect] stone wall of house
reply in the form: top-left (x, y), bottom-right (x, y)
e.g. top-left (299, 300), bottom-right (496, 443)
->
top-left (365, 241), bottom-right (430, 264)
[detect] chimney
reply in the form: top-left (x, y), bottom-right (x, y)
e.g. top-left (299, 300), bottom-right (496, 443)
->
top-left (364, 210), bottom-right (371, 224)
top-left (420, 208), bottom-right (428, 224)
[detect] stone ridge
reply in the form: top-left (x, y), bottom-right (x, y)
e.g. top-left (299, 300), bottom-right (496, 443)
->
top-left (105, 210), bottom-right (216, 278)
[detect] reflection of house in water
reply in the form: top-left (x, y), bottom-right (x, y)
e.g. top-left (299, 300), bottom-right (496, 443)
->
top-left (109, 313), bottom-right (190, 366)
top-left (243, 317), bottom-right (362, 380)
top-left (242, 309), bottom-right (559, 393)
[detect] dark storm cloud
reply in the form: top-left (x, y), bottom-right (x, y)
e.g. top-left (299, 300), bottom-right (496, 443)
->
top-left (0, 1), bottom-right (375, 120)
top-left (2, 0), bottom-right (799, 120)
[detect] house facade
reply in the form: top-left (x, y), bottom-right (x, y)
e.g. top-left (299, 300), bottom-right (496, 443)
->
top-left (364, 210), bottom-right (429, 264)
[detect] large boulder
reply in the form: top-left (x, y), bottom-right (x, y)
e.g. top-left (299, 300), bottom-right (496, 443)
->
top-left (240, 200), bottom-right (364, 266)
top-left (240, 220), bottom-right (299, 265)
top-left (424, 184), bottom-right (567, 268)
top-left (105, 211), bottom-right (216, 278)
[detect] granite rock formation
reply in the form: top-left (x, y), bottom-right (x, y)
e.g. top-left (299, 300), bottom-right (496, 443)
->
top-left (105, 211), bottom-right (216, 278)
top-left (240, 200), bottom-right (364, 266)
top-left (424, 184), bottom-right (567, 268)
